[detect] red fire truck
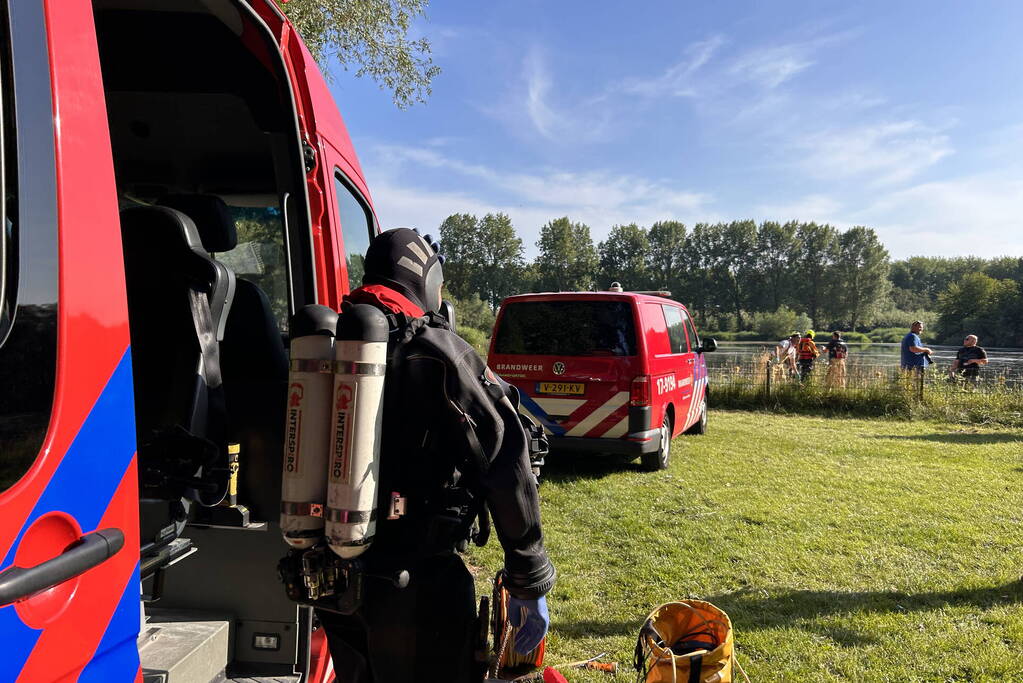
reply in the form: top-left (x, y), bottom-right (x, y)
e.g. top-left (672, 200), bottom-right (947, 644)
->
top-left (489, 289), bottom-right (716, 471)
top-left (0, 0), bottom-right (376, 680)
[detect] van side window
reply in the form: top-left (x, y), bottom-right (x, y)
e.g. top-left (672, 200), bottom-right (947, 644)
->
top-left (642, 303), bottom-right (671, 355)
top-left (334, 172), bottom-right (374, 291)
top-left (681, 309), bottom-right (700, 351)
top-left (0, 5), bottom-right (59, 492)
top-left (661, 305), bottom-right (688, 354)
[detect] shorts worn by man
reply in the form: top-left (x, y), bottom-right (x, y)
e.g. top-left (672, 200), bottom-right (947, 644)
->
top-left (317, 228), bottom-right (556, 683)
top-left (950, 335), bottom-right (988, 383)
top-left (900, 320), bottom-right (932, 372)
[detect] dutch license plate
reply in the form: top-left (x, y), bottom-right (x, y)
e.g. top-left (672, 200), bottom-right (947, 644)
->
top-left (537, 381), bottom-right (585, 395)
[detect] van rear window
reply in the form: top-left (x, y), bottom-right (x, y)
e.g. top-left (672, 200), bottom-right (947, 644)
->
top-left (494, 301), bottom-right (636, 356)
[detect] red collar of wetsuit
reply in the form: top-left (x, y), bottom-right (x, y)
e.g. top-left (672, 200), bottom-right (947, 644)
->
top-left (345, 284), bottom-right (425, 318)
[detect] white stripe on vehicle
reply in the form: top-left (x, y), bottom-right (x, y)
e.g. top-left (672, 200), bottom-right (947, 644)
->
top-left (603, 415), bottom-right (629, 438)
top-left (565, 391), bottom-right (629, 437)
top-left (533, 397), bottom-right (587, 416)
top-left (685, 376), bottom-right (707, 429)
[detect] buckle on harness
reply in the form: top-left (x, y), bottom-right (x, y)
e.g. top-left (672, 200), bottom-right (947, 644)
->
top-left (387, 491), bottom-right (407, 520)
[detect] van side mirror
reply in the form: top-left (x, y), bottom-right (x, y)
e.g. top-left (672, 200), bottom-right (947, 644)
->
top-left (700, 338), bottom-right (717, 353)
top-left (440, 299), bottom-right (456, 329)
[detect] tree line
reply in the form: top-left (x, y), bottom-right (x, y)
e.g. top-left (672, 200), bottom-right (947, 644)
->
top-left (438, 213), bottom-right (1023, 347)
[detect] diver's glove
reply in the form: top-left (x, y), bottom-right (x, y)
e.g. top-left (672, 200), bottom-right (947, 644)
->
top-left (508, 595), bottom-right (550, 654)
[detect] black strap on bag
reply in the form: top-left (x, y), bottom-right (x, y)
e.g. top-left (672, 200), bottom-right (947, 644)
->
top-left (688, 655), bottom-right (703, 683)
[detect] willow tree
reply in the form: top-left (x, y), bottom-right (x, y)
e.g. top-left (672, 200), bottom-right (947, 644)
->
top-left (280, 0), bottom-right (440, 108)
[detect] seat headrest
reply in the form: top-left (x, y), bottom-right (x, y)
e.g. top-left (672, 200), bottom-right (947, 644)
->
top-left (158, 194), bottom-right (238, 253)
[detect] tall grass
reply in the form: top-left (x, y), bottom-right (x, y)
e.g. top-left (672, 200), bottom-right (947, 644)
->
top-left (711, 353), bottom-right (1023, 426)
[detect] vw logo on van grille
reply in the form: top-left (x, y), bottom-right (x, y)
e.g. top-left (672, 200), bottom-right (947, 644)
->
top-left (552, 362), bottom-right (566, 375)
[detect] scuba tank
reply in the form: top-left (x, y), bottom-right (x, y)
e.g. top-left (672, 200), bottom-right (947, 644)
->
top-left (280, 305), bottom-right (338, 549)
top-left (325, 304), bottom-right (389, 558)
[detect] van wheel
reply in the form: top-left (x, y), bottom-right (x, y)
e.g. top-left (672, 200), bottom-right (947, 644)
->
top-left (641, 416), bottom-right (672, 471)
top-left (685, 398), bottom-right (707, 435)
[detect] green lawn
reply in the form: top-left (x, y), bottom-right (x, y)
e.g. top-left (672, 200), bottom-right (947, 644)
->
top-left (468, 411), bottom-right (1023, 681)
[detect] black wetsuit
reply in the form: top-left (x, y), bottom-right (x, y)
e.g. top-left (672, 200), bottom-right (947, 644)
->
top-left (317, 305), bottom-right (556, 683)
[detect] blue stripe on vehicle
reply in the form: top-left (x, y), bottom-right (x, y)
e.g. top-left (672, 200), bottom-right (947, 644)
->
top-left (0, 350), bottom-right (136, 681)
top-left (517, 390), bottom-right (567, 436)
top-left (0, 607), bottom-right (38, 681)
top-left (78, 562), bottom-right (142, 683)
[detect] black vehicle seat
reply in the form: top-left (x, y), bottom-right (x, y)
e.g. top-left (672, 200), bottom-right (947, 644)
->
top-left (120, 205), bottom-right (235, 518)
top-left (159, 194), bottom-right (288, 521)
top-left (157, 194), bottom-right (238, 340)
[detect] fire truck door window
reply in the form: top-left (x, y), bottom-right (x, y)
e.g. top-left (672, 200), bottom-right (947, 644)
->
top-left (681, 309), bottom-right (700, 351)
top-left (334, 172), bottom-right (374, 291)
top-left (661, 305), bottom-right (688, 354)
top-left (0, 0), bottom-right (59, 492)
top-left (219, 206), bottom-right (289, 331)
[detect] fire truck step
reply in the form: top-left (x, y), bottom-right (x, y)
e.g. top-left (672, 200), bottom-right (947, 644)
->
top-left (140, 609), bottom-right (231, 683)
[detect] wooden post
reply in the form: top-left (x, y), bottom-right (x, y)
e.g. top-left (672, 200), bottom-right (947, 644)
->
top-left (765, 359), bottom-right (772, 398)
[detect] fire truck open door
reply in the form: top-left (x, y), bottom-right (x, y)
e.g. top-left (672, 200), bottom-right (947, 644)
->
top-left (0, 0), bottom-right (142, 680)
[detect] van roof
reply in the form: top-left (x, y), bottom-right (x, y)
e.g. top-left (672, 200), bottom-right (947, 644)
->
top-left (500, 291), bottom-right (684, 307)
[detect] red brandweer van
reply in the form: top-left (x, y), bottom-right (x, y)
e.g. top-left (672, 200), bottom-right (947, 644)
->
top-left (0, 1), bottom-right (376, 680)
top-left (489, 288), bottom-right (717, 471)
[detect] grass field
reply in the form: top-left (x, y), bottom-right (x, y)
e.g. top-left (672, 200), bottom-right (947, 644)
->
top-left (468, 411), bottom-right (1023, 681)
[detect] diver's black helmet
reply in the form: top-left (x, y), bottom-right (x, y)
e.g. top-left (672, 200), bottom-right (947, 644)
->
top-left (363, 228), bottom-right (444, 313)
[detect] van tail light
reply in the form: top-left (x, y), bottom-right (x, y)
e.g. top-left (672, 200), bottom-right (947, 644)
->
top-left (630, 375), bottom-right (651, 407)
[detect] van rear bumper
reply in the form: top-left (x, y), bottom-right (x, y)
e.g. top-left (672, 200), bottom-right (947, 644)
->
top-left (548, 428), bottom-right (661, 456)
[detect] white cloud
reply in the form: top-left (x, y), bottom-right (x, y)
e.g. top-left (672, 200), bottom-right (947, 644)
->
top-left (484, 48), bottom-right (614, 144)
top-left (363, 144), bottom-right (716, 254)
top-left (855, 175), bottom-right (1023, 258)
top-left (754, 194), bottom-right (845, 222)
top-left (729, 44), bottom-right (814, 89)
top-left (795, 120), bottom-right (953, 185)
top-left (524, 49), bottom-right (558, 139)
top-left (622, 36), bottom-right (725, 98)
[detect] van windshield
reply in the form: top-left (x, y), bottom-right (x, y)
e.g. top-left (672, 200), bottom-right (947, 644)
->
top-left (494, 300), bottom-right (637, 356)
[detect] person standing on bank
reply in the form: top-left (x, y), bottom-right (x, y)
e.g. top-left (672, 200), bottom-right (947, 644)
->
top-left (900, 320), bottom-right (933, 372)
top-left (950, 334), bottom-right (988, 384)
top-left (796, 330), bottom-right (820, 381)
top-left (774, 332), bottom-right (800, 378)
top-left (316, 228), bottom-right (556, 683)
top-left (825, 331), bottom-right (849, 388)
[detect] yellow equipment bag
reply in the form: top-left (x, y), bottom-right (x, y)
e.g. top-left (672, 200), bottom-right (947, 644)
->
top-left (633, 601), bottom-right (747, 683)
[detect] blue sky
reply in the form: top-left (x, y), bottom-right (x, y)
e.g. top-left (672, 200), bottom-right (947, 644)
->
top-left (326, 1), bottom-right (1023, 260)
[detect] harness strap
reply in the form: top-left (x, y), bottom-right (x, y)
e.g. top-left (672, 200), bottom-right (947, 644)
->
top-left (188, 288), bottom-right (222, 389)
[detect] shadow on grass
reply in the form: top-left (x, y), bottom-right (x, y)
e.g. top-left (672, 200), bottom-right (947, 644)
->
top-left (703, 581), bottom-right (1023, 641)
top-left (541, 453), bottom-right (645, 484)
top-left (557, 618), bottom-right (641, 639)
top-left (868, 432), bottom-right (1023, 445)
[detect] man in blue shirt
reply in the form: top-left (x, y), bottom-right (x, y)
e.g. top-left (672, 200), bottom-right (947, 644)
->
top-left (900, 320), bottom-right (933, 371)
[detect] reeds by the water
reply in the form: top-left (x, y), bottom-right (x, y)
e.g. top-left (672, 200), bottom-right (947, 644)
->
top-left (710, 356), bottom-right (1023, 427)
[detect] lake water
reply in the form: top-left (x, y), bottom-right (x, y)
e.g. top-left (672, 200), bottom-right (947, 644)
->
top-left (706, 341), bottom-right (1023, 382)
